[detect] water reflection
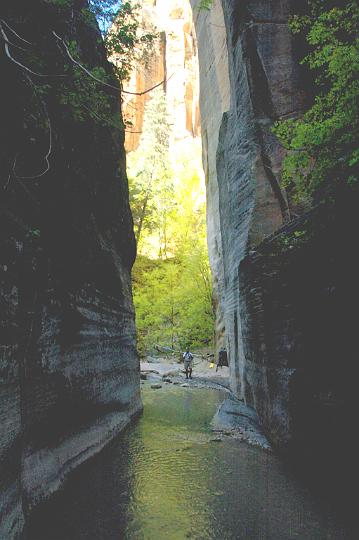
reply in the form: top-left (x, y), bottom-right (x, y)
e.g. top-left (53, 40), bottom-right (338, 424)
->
top-left (26, 386), bottom-right (346, 539)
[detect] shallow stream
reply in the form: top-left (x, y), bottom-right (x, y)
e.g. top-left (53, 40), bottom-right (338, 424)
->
top-left (27, 385), bottom-right (346, 539)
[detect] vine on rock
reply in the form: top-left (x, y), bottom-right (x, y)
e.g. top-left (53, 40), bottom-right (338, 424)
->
top-left (273, 0), bottom-right (359, 201)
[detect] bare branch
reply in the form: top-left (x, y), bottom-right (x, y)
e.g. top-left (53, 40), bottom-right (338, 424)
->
top-left (53, 30), bottom-right (173, 97)
top-left (0, 19), bottom-right (33, 45)
top-left (122, 74), bottom-right (174, 96)
top-left (122, 78), bottom-right (167, 96)
top-left (13, 77), bottom-right (53, 181)
top-left (13, 113), bottom-right (51, 180)
top-left (1, 34), bottom-right (28, 51)
top-left (0, 23), bottom-right (49, 77)
top-left (0, 23), bottom-right (65, 78)
top-left (53, 30), bottom-right (120, 91)
top-left (3, 168), bottom-right (12, 191)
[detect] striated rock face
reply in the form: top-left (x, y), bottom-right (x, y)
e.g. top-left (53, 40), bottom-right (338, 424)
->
top-left (217, 0), bottom-right (304, 396)
top-left (190, 0), bottom-right (230, 352)
top-left (192, 0), bottom-right (305, 396)
top-left (238, 198), bottom-right (358, 497)
top-left (191, 0), bottom-right (320, 450)
top-left (193, 0), bottom-right (356, 468)
top-left (0, 1), bottom-right (140, 536)
top-left (123, 0), bottom-right (201, 163)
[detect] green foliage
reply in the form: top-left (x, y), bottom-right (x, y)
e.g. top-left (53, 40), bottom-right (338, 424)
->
top-left (27, 1), bottom-right (155, 130)
top-left (56, 41), bottom-right (121, 127)
top-left (128, 89), bottom-right (173, 249)
top-left (276, 228), bottom-right (311, 251)
top-left (128, 91), bottom-right (214, 355)
top-left (27, 228), bottom-right (41, 239)
top-left (104, 2), bottom-right (156, 81)
top-left (133, 243), bottom-right (214, 355)
top-left (273, 0), bottom-right (359, 200)
top-left (198, 0), bottom-right (213, 10)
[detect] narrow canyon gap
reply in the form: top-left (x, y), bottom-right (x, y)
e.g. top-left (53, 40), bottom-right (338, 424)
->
top-left (192, 2), bottom-right (357, 517)
top-left (126, 0), bottom-right (357, 514)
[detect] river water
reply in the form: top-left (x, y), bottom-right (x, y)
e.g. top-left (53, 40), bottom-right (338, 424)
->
top-left (27, 384), bottom-right (347, 539)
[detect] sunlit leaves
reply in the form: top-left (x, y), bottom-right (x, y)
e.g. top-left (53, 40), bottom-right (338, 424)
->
top-left (273, 0), bottom-right (359, 199)
top-left (128, 91), bottom-right (214, 354)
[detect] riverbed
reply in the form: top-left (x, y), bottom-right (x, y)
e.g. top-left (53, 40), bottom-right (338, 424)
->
top-left (26, 384), bottom-right (346, 539)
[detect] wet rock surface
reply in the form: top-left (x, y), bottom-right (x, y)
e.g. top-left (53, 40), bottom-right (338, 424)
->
top-left (211, 397), bottom-right (271, 451)
top-left (140, 356), bottom-right (230, 391)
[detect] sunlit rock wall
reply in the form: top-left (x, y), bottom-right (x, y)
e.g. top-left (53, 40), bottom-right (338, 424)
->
top-left (191, 0), bottom-right (306, 441)
top-left (122, 0), bottom-right (201, 168)
top-left (0, 1), bottom-right (141, 536)
top-left (214, 0), bottom-right (305, 397)
top-left (189, 0), bottom-right (230, 354)
top-left (123, 0), bottom-right (228, 351)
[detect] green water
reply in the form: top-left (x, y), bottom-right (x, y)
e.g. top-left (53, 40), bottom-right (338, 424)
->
top-left (26, 385), bottom-right (346, 539)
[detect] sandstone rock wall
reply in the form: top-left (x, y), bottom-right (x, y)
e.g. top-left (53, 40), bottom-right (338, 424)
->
top-left (239, 198), bottom-right (357, 459)
top-left (190, 0), bottom-right (339, 452)
top-left (0, 1), bottom-right (140, 536)
top-left (192, 0), bottom-right (305, 397)
top-left (123, 0), bottom-right (201, 162)
top-left (190, 0), bottom-right (230, 353)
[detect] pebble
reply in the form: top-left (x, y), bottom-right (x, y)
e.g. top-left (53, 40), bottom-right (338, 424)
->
top-left (150, 384), bottom-right (162, 389)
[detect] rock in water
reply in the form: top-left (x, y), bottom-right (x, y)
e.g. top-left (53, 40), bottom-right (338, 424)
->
top-left (0, 1), bottom-right (141, 536)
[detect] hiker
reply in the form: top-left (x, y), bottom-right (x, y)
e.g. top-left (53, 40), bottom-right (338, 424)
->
top-left (216, 347), bottom-right (227, 372)
top-left (183, 348), bottom-right (194, 379)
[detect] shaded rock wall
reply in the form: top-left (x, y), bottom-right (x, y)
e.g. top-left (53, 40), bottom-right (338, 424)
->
top-left (0, 1), bottom-right (140, 536)
top-left (212, 0), bottom-right (305, 397)
top-left (193, 0), bottom-right (356, 468)
top-left (191, 0), bottom-right (319, 449)
top-left (239, 196), bottom-right (357, 464)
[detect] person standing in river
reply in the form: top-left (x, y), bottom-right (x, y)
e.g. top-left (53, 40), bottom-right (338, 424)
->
top-left (183, 348), bottom-right (194, 379)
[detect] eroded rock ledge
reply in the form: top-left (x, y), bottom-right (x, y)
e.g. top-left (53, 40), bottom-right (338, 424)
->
top-left (0, 1), bottom-right (141, 536)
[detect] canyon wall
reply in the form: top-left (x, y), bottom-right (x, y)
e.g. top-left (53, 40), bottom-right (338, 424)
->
top-left (0, 1), bottom-right (140, 536)
top-left (193, 0), bottom-right (356, 466)
top-left (191, 0), bottom-right (329, 451)
top-left (189, 0), bottom-right (230, 350)
top-left (122, 0), bottom-right (202, 171)
top-left (192, 0), bottom-right (304, 391)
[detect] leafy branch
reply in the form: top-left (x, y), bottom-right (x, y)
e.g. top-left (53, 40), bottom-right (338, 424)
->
top-left (273, 0), bottom-right (359, 200)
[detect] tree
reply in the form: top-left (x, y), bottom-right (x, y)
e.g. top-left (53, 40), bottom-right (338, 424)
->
top-left (101, 1), bottom-right (156, 82)
top-left (273, 0), bottom-right (359, 200)
top-left (129, 119), bottom-right (214, 355)
top-left (127, 89), bottom-right (175, 252)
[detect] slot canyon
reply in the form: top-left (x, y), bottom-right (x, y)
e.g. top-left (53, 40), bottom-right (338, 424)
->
top-left (0, 0), bottom-right (357, 538)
